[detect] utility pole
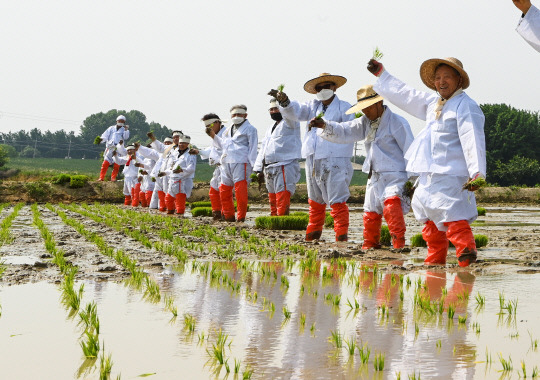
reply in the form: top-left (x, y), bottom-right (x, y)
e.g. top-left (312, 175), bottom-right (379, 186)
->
top-left (67, 137), bottom-right (72, 159)
top-left (32, 137), bottom-right (38, 158)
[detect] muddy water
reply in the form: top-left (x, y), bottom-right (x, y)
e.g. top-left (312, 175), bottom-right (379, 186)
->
top-left (2, 264), bottom-right (540, 379)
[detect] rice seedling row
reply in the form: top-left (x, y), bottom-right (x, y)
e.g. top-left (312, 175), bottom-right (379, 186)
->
top-left (30, 204), bottom-right (120, 379)
top-left (0, 203), bottom-right (24, 247)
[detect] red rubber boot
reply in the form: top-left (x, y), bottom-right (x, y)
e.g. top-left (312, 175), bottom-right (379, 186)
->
top-left (305, 199), bottom-right (326, 241)
top-left (383, 196), bottom-right (406, 249)
top-left (276, 190), bottom-right (291, 216)
top-left (423, 221), bottom-right (448, 265)
top-left (158, 191), bottom-right (166, 212)
top-left (131, 183), bottom-right (141, 207)
top-left (362, 212), bottom-right (382, 249)
top-left (331, 202), bottom-right (349, 241)
top-left (445, 220), bottom-right (477, 267)
top-left (220, 184), bottom-right (235, 222)
top-left (111, 164), bottom-right (120, 181)
top-left (175, 193), bottom-right (187, 215)
top-left (124, 195), bottom-right (132, 206)
top-left (165, 193), bottom-right (176, 214)
top-left (268, 193), bottom-right (277, 216)
top-left (235, 180), bottom-right (248, 222)
top-left (99, 161), bottom-right (110, 181)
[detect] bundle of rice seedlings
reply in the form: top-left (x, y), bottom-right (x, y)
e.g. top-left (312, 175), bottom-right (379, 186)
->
top-left (404, 180), bottom-right (416, 198)
top-left (277, 84), bottom-right (285, 92)
top-left (324, 212), bottom-right (334, 228)
top-left (380, 225), bottom-right (391, 246)
top-left (372, 47), bottom-right (384, 61)
top-left (315, 112), bottom-right (325, 119)
top-left (69, 175), bottom-right (89, 189)
top-left (255, 215), bottom-right (309, 230)
top-left (475, 234), bottom-right (488, 248)
top-left (190, 201), bottom-right (212, 209)
top-left (477, 207), bottom-right (486, 216)
top-left (410, 233), bottom-right (427, 248)
top-left (93, 136), bottom-right (102, 145)
top-left (191, 207), bottom-right (213, 217)
top-left (354, 112), bottom-right (363, 118)
top-left (462, 176), bottom-right (487, 191)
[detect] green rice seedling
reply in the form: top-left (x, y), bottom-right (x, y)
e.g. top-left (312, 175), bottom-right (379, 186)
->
top-left (406, 276), bottom-right (412, 287)
top-left (310, 323), bottom-right (316, 334)
top-left (532, 366), bottom-right (538, 378)
top-left (78, 302), bottom-right (100, 334)
top-left (99, 351), bottom-right (113, 380)
top-left (283, 306), bottom-right (292, 320)
top-left (410, 233), bottom-right (427, 248)
top-left (414, 322), bottom-right (419, 338)
top-left (463, 176), bottom-right (487, 191)
top-left (344, 336), bottom-right (357, 357)
top-left (373, 352), bottom-right (385, 371)
top-left (191, 207), bottom-right (213, 217)
top-left (498, 292), bottom-right (505, 311)
top-left (0, 261), bottom-right (6, 278)
top-left (80, 330), bottom-right (100, 358)
top-left (183, 313), bottom-right (196, 333)
top-left (234, 359), bottom-right (241, 374)
top-left (380, 225), bottom-right (391, 246)
top-left (529, 331), bottom-right (538, 351)
top-left (224, 359), bottom-right (230, 373)
top-left (332, 294), bottom-right (341, 307)
top-left (329, 330), bottom-right (343, 348)
top-left (498, 353), bottom-right (512, 371)
top-left (475, 292), bottom-right (485, 307)
top-left (280, 275), bottom-right (290, 288)
top-left (190, 201), bottom-right (212, 209)
top-left (346, 298), bottom-right (360, 310)
top-left (441, 287), bottom-right (448, 296)
top-left (198, 331), bottom-right (205, 343)
top-left (277, 83), bottom-right (285, 92)
top-left (400, 288), bottom-right (404, 302)
top-left (520, 361), bottom-right (527, 378)
top-left (358, 343), bottom-right (371, 364)
top-left (300, 313), bottom-right (306, 328)
top-left (396, 371), bottom-right (401, 380)
top-left (242, 367), bottom-right (253, 380)
top-left (144, 277), bottom-right (161, 303)
top-left (315, 112), bottom-right (325, 119)
top-left (255, 215), bottom-right (309, 230)
top-left (477, 207), bottom-right (486, 216)
top-left (436, 340), bottom-right (441, 348)
top-left (475, 234), bottom-right (488, 248)
top-left (270, 302), bottom-right (275, 313)
top-left (472, 322), bottom-right (481, 335)
top-left (372, 46), bottom-right (384, 60)
top-left (510, 332), bottom-right (519, 339)
top-left (208, 341), bottom-right (226, 365)
top-left (447, 304), bottom-right (455, 320)
top-left (458, 315), bottom-right (467, 324)
top-left (408, 372), bottom-right (421, 380)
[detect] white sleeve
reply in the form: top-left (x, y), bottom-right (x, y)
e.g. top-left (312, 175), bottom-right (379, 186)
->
top-left (322, 117), bottom-right (370, 143)
top-left (113, 155), bottom-right (128, 165)
top-left (248, 127), bottom-right (258, 167)
top-left (253, 135), bottom-right (269, 172)
top-left (517, 5), bottom-right (540, 52)
top-left (179, 154), bottom-right (197, 178)
top-left (198, 147), bottom-right (212, 160)
top-left (457, 101), bottom-right (486, 178)
top-left (374, 70), bottom-right (436, 121)
top-left (279, 100), bottom-right (313, 122)
top-left (151, 140), bottom-right (166, 153)
top-left (137, 145), bottom-right (160, 161)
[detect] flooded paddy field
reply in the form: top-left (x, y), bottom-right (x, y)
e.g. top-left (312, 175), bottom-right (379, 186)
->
top-left (1, 202), bottom-right (539, 379)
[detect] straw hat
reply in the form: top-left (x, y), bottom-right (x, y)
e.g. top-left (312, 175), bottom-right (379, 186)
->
top-left (303, 73), bottom-right (347, 94)
top-left (345, 85), bottom-right (384, 115)
top-left (419, 57), bottom-right (470, 90)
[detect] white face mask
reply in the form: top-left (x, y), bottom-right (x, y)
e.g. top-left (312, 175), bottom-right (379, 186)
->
top-left (316, 89), bottom-right (334, 101)
top-left (231, 116), bottom-right (245, 125)
top-left (117, 122), bottom-right (125, 127)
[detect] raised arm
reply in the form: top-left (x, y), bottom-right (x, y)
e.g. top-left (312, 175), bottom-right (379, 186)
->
top-left (516, 3), bottom-right (540, 52)
top-left (320, 117), bottom-right (370, 144)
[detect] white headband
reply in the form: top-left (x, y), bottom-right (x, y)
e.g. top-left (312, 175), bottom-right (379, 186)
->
top-left (126, 145), bottom-right (136, 150)
top-left (172, 131), bottom-right (183, 137)
top-left (117, 115), bottom-right (126, 121)
top-left (203, 118), bottom-right (220, 126)
top-left (269, 99), bottom-right (279, 109)
top-left (230, 108), bottom-right (247, 115)
top-left (179, 136), bottom-right (191, 143)
top-left (164, 137), bottom-right (173, 143)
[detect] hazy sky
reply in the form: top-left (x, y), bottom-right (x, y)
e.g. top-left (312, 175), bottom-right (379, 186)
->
top-left (0, 0), bottom-right (538, 151)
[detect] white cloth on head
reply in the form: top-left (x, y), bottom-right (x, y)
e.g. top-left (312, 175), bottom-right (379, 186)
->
top-left (253, 118), bottom-right (301, 172)
top-left (263, 161), bottom-right (301, 195)
top-left (220, 120), bottom-right (258, 167)
top-left (517, 4), bottom-right (540, 52)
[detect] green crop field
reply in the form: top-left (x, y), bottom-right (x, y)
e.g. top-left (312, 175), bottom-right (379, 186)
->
top-left (6, 158), bottom-right (368, 185)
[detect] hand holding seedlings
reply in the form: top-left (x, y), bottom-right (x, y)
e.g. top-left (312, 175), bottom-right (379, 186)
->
top-left (205, 127), bottom-right (216, 138)
top-left (462, 174), bottom-right (487, 191)
top-left (173, 166), bottom-right (183, 173)
top-left (308, 112), bottom-right (325, 131)
top-left (189, 148), bottom-right (199, 155)
top-left (367, 46), bottom-right (384, 77)
top-left (146, 131), bottom-right (156, 140)
top-left (158, 172), bottom-right (166, 177)
top-left (93, 136), bottom-right (102, 145)
top-left (268, 85), bottom-right (289, 105)
top-left (135, 163), bottom-right (144, 168)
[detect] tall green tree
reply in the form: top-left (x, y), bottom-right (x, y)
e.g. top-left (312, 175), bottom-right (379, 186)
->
top-left (481, 103), bottom-right (540, 186)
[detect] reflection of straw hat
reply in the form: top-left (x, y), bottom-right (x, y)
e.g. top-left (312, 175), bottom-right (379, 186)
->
top-left (303, 73), bottom-right (347, 94)
top-left (419, 57), bottom-right (470, 90)
top-left (345, 85), bottom-right (384, 115)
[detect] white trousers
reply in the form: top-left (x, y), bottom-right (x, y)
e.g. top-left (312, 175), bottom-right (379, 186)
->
top-left (123, 176), bottom-right (138, 196)
top-left (210, 165), bottom-right (222, 191)
top-left (412, 173), bottom-right (478, 231)
top-left (364, 171), bottom-right (410, 214)
top-left (264, 161), bottom-right (301, 195)
top-left (306, 156), bottom-right (352, 205)
top-left (221, 163), bottom-right (252, 187)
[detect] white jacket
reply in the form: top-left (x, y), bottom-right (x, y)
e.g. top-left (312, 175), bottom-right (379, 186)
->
top-left (199, 127), bottom-right (225, 166)
top-left (322, 106), bottom-right (414, 174)
top-left (253, 117), bottom-right (301, 172)
top-left (165, 149), bottom-right (196, 180)
top-left (219, 120), bottom-right (258, 167)
top-left (279, 95), bottom-right (354, 159)
top-left (517, 4), bottom-right (540, 52)
top-left (100, 125), bottom-right (129, 148)
top-left (114, 152), bottom-right (143, 178)
top-left (374, 70), bottom-right (486, 178)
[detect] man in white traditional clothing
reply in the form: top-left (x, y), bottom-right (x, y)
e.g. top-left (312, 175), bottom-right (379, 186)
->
top-left (367, 57), bottom-right (486, 267)
top-left (133, 142), bottom-right (161, 207)
top-left (147, 136), bottom-right (174, 210)
top-left (310, 85), bottom-right (414, 250)
top-left (513, 0), bottom-right (540, 51)
top-left (269, 73), bottom-right (354, 241)
top-left (151, 132), bottom-right (182, 212)
top-left (218, 105), bottom-right (258, 222)
top-left (96, 115), bottom-right (130, 181)
top-left (253, 99), bottom-right (301, 216)
top-left (112, 144), bottom-right (141, 206)
top-left (164, 134), bottom-right (196, 216)
top-left (189, 113), bottom-right (226, 220)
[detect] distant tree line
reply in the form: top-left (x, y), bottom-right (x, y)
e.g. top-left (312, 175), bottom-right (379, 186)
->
top-left (1, 105), bottom-right (539, 186)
